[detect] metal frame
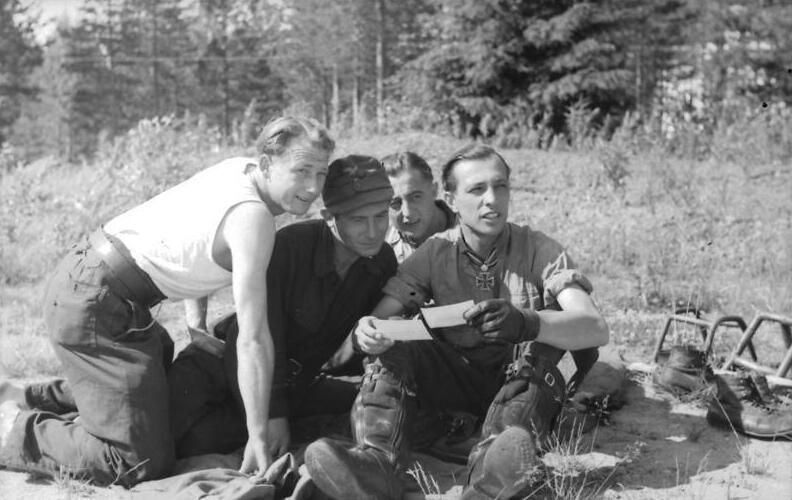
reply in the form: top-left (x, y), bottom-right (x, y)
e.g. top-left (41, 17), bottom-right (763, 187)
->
top-left (652, 306), bottom-right (752, 362)
top-left (723, 312), bottom-right (792, 379)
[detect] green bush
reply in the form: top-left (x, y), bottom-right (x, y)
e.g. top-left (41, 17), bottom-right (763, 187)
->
top-left (2, 112), bottom-right (790, 319)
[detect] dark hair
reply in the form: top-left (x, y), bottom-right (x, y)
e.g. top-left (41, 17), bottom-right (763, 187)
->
top-left (255, 116), bottom-right (335, 158)
top-left (381, 151), bottom-right (434, 183)
top-left (440, 144), bottom-right (511, 192)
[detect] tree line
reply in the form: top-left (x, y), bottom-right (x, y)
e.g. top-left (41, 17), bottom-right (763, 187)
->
top-left (1, 0), bottom-right (791, 161)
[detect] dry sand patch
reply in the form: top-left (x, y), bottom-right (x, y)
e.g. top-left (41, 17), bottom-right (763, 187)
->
top-left (2, 372), bottom-right (790, 499)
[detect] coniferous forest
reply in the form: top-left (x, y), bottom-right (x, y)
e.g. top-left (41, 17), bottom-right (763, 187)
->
top-left (1, 0), bottom-right (791, 163)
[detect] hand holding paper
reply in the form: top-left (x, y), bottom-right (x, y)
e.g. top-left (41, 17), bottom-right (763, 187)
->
top-left (355, 315), bottom-right (396, 355)
top-left (372, 300), bottom-right (476, 342)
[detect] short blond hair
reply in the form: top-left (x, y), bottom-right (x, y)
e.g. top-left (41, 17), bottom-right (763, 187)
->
top-left (255, 116), bottom-right (335, 158)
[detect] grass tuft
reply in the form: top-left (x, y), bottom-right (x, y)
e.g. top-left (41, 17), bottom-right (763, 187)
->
top-left (406, 460), bottom-right (442, 496)
top-left (54, 465), bottom-right (96, 499)
top-left (740, 444), bottom-right (773, 476)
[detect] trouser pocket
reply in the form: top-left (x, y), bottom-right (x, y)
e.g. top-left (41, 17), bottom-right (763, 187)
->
top-left (43, 247), bottom-right (131, 348)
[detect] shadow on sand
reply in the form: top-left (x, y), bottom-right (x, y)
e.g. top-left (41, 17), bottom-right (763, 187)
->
top-left (588, 378), bottom-right (743, 491)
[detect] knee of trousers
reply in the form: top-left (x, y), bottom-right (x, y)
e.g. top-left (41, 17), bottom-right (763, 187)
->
top-left (353, 363), bottom-right (412, 420)
top-left (368, 344), bottom-right (418, 387)
top-left (481, 360), bottom-right (565, 444)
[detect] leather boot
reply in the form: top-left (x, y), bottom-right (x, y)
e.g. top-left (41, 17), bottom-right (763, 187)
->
top-left (305, 364), bottom-right (410, 500)
top-left (707, 372), bottom-right (792, 440)
top-left (462, 351), bottom-right (565, 500)
top-left (460, 426), bottom-right (541, 500)
top-left (653, 345), bottom-right (714, 395)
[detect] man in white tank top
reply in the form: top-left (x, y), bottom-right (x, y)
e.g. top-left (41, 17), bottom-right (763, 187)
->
top-left (0, 117), bottom-right (334, 486)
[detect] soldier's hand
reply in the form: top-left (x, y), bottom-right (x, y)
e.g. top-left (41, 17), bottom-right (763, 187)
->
top-left (240, 435), bottom-right (272, 478)
top-left (463, 299), bottom-right (538, 343)
top-left (355, 316), bottom-right (395, 355)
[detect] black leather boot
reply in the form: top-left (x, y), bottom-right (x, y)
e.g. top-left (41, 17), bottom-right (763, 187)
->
top-left (462, 350), bottom-right (566, 500)
top-left (305, 364), bottom-right (411, 500)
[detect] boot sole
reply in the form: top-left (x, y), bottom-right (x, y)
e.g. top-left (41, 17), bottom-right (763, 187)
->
top-left (304, 440), bottom-right (373, 500)
top-left (707, 410), bottom-right (792, 440)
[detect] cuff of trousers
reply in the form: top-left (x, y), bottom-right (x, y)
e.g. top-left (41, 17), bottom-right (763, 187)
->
top-left (0, 409), bottom-right (61, 479)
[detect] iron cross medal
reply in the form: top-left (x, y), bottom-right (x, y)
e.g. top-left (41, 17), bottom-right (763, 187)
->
top-left (475, 264), bottom-right (495, 290)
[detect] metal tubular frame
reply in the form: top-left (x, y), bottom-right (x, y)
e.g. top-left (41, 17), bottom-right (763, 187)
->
top-left (723, 312), bottom-right (792, 379)
top-left (652, 306), bottom-right (752, 363)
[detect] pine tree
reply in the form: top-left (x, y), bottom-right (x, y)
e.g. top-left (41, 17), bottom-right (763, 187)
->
top-left (602, 0), bottom-right (695, 120)
top-left (399, 0), bottom-right (638, 135)
top-left (275, 0), bottom-right (359, 128)
top-left (0, 0), bottom-right (43, 146)
top-left (10, 19), bottom-right (78, 159)
top-left (692, 0), bottom-right (792, 113)
top-left (62, 0), bottom-right (148, 155)
top-left (192, 0), bottom-right (286, 139)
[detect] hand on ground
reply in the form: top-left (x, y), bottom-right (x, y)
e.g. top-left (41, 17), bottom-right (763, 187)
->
top-left (239, 436), bottom-right (272, 477)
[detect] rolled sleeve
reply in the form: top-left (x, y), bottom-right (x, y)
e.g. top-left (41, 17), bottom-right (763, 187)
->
top-left (544, 268), bottom-right (593, 308)
top-left (382, 275), bottom-right (428, 312)
top-left (539, 249), bottom-right (593, 310)
top-left (381, 242), bottom-right (434, 311)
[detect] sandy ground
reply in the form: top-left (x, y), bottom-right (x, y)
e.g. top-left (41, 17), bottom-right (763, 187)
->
top-left (1, 370), bottom-right (790, 500)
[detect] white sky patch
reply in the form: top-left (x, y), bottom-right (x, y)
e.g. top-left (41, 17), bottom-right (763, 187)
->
top-left (21, 0), bottom-right (83, 19)
top-left (20, 0), bottom-right (85, 42)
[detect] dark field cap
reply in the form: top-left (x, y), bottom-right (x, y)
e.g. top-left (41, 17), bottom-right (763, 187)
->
top-left (323, 155), bottom-right (394, 214)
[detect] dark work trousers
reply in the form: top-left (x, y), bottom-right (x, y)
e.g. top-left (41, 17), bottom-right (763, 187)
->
top-left (375, 340), bottom-right (513, 417)
top-left (19, 341), bottom-right (173, 415)
top-left (0, 243), bottom-right (175, 487)
top-left (169, 331), bottom-right (359, 458)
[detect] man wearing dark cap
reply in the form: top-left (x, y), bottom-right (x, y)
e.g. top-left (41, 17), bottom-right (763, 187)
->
top-left (306, 144), bottom-right (608, 500)
top-left (166, 154), bottom-right (398, 458)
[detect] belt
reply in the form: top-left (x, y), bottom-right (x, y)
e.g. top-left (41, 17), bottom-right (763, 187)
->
top-left (88, 228), bottom-right (167, 308)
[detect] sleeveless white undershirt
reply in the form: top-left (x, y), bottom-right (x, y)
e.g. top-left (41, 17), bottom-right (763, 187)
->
top-left (104, 157), bottom-right (265, 300)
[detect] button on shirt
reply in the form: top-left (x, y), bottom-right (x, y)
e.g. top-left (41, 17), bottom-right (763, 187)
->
top-left (382, 223), bottom-right (592, 349)
top-left (268, 219), bottom-right (397, 417)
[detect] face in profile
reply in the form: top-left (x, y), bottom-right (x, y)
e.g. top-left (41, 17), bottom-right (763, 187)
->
top-left (445, 156), bottom-right (510, 237)
top-left (388, 169), bottom-right (438, 244)
top-left (265, 137), bottom-right (330, 215)
top-left (332, 202), bottom-right (390, 257)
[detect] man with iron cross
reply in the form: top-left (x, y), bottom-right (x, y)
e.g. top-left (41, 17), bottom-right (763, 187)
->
top-left (305, 143), bottom-right (609, 500)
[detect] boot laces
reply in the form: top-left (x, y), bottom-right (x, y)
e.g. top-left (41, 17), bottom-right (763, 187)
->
top-left (739, 373), bottom-right (791, 413)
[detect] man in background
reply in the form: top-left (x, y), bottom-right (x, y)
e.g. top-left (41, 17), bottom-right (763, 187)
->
top-left (306, 144), bottom-right (608, 500)
top-left (383, 151), bottom-right (456, 263)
